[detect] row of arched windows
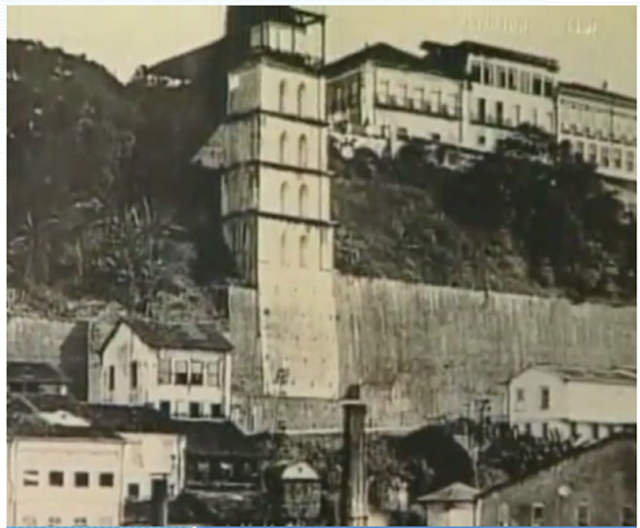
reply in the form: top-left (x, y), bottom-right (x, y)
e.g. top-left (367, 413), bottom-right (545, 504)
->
top-left (280, 182), bottom-right (309, 217)
top-left (278, 132), bottom-right (309, 168)
top-left (279, 80), bottom-right (307, 117)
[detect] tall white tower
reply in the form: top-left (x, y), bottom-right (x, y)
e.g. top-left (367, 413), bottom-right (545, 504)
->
top-left (210, 7), bottom-right (340, 400)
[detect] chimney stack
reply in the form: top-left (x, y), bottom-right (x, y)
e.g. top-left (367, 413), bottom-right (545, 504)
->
top-left (150, 477), bottom-right (169, 527)
top-left (340, 384), bottom-right (368, 527)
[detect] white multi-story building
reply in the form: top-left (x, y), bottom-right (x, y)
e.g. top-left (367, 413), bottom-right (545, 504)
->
top-left (7, 394), bottom-right (126, 527)
top-left (94, 318), bottom-right (233, 420)
top-left (558, 81), bottom-right (637, 183)
top-left (507, 364), bottom-right (636, 442)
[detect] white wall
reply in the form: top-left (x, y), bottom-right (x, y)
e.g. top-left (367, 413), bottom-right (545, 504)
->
top-left (566, 381), bottom-right (636, 424)
top-left (9, 438), bottom-right (125, 527)
top-left (121, 432), bottom-right (186, 501)
top-left (508, 368), bottom-right (568, 426)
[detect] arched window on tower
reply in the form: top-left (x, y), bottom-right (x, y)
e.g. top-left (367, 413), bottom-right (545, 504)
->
top-left (280, 231), bottom-right (288, 266)
top-left (298, 134), bottom-right (308, 168)
top-left (299, 234), bottom-right (309, 268)
top-left (279, 80), bottom-right (287, 113)
top-left (298, 184), bottom-right (309, 217)
top-left (279, 181), bottom-right (288, 214)
top-left (297, 83), bottom-right (306, 116)
top-left (279, 131), bottom-right (288, 164)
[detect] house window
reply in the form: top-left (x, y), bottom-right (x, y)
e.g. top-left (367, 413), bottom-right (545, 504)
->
top-left (191, 361), bottom-right (204, 386)
top-left (297, 83), bottom-right (306, 116)
top-left (477, 98), bottom-right (486, 122)
top-left (520, 71), bottom-right (531, 94)
top-left (508, 68), bottom-right (518, 90)
top-left (532, 75), bottom-right (542, 96)
top-left (174, 360), bottom-right (188, 385)
top-left (22, 517), bottom-right (37, 526)
top-left (74, 472), bottom-right (89, 488)
top-left (279, 181), bottom-right (288, 214)
top-left (514, 104), bottom-right (521, 125)
top-left (48, 517), bottom-right (62, 526)
top-left (299, 235), bottom-right (309, 268)
top-left (544, 78), bottom-right (554, 97)
top-left (128, 483), bottom-right (140, 500)
top-left (189, 402), bottom-right (202, 418)
top-left (601, 146), bottom-right (610, 167)
top-left (73, 517), bottom-right (88, 526)
top-left (399, 83), bottom-right (408, 105)
top-left (570, 422), bottom-right (579, 438)
top-left (158, 359), bottom-right (171, 385)
top-left (298, 134), bottom-right (308, 168)
top-left (22, 469), bottom-right (39, 487)
top-left (130, 361), bottom-right (138, 389)
top-left (577, 502), bottom-right (590, 526)
top-left (211, 404), bottom-right (223, 418)
top-left (279, 131), bottom-right (288, 164)
top-left (588, 144), bottom-right (597, 164)
top-left (626, 151), bottom-right (635, 172)
top-left (298, 184), bottom-right (309, 217)
top-left (175, 400), bottom-right (187, 417)
top-left (99, 472), bottom-right (114, 487)
top-left (49, 471), bottom-right (64, 487)
top-left (622, 506), bottom-right (635, 526)
top-left (378, 80), bottom-right (390, 102)
top-left (497, 67), bottom-right (506, 88)
top-left (207, 361), bottom-right (221, 387)
top-left (524, 423), bottom-right (532, 436)
top-left (477, 134), bottom-right (486, 146)
top-left (531, 503), bottom-right (544, 526)
top-left (470, 61), bottom-right (481, 83)
top-left (515, 388), bottom-right (525, 403)
top-left (159, 400), bottom-right (171, 416)
top-left (591, 423), bottom-right (600, 440)
top-left (540, 386), bottom-right (550, 410)
top-left (496, 101), bottom-right (504, 125)
top-left (613, 148), bottom-right (622, 169)
top-left (108, 365), bottom-right (115, 391)
top-left (278, 80), bottom-right (287, 113)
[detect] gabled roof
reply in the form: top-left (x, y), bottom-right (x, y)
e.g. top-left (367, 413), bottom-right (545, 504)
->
top-left (103, 317), bottom-right (234, 354)
top-left (8, 361), bottom-right (68, 384)
top-left (417, 482), bottom-right (478, 503)
top-left (519, 364), bottom-right (637, 386)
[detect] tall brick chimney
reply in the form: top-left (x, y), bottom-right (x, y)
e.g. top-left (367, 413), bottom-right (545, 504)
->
top-left (340, 384), bottom-right (368, 526)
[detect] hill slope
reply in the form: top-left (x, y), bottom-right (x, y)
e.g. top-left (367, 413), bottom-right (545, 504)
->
top-left (7, 40), bottom-right (636, 314)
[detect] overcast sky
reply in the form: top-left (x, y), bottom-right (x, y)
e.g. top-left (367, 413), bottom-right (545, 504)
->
top-left (7, 5), bottom-right (637, 96)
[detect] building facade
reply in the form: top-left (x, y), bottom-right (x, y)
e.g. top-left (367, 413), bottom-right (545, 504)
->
top-left (479, 434), bottom-right (636, 526)
top-left (558, 81), bottom-right (637, 183)
top-left (507, 365), bottom-right (636, 441)
top-left (325, 38), bottom-right (636, 188)
top-left (7, 398), bottom-right (126, 527)
top-left (95, 318), bottom-right (233, 420)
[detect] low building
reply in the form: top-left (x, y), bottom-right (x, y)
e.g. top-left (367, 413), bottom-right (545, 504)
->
top-left (479, 433), bottom-right (636, 526)
top-left (7, 393), bottom-right (126, 527)
top-left (94, 318), bottom-right (233, 420)
top-left (8, 360), bottom-right (70, 396)
top-left (507, 364), bottom-right (636, 441)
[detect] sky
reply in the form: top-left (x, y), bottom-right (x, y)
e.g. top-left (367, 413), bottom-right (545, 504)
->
top-left (7, 5), bottom-right (637, 96)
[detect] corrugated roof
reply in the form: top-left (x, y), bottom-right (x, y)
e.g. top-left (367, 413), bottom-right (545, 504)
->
top-left (8, 360), bottom-right (68, 384)
top-left (104, 317), bottom-right (234, 354)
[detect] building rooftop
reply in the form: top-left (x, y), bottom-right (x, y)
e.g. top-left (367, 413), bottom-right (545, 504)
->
top-left (102, 317), bottom-right (234, 354)
top-left (7, 393), bottom-right (122, 441)
top-left (16, 393), bottom-right (260, 457)
top-left (453, 40), bottom-right (560, 72)
top-left (559, 81), bottom-right (636, 108)
top-left (417, 482), bottom-right (479, 503)
top-left (514, 364), bottom-right (637, 386)
top-left (324, 42), bottom-right (424, 77)
top-left (8, 360), bottom-right (68, 384)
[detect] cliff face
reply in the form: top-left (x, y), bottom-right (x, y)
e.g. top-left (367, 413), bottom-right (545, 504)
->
top-left (228, 277), bottom-right (636, 432)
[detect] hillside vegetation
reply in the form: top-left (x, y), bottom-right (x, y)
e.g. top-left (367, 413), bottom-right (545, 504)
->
top-left (7, 40), bottom-right (636, 315)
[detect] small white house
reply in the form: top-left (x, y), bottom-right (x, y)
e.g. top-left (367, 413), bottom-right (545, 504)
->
top-left (7, 395), bottom-right (126, 527)
top-left (507, 364), bottom-right (636, 441)
top-left (95, 318), bottom-right (234, 420)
